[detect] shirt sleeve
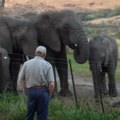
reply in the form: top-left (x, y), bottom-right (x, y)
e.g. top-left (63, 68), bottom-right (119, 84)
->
top-left (17, 63), bottom-right (26, 81)
top-left (47, 65), bottom-right (55, 82)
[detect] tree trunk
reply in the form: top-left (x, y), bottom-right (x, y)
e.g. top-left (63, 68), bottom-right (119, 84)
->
top-left (0, 0), bottom-right (5, 15)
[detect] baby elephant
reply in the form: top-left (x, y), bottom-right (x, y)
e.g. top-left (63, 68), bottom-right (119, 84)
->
top-left (89, 33), bottom-right (118, 98)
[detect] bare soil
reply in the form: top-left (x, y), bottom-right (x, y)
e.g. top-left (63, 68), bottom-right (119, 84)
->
top-left (4, 0), bottom-right (120, 16)
top-left (52, 72), bottom-right (120, 107)
top-left (55, 72), bottom-right (120, 97)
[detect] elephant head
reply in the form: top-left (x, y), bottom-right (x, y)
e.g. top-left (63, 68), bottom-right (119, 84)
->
top-left (89, 34), bottom-right (118, 69)
top-left (29, 10), bottom-right (89, 63)
top-left (0, 16), bottom-right (38, 58)
top-left (89, 37), bottom-right (105, 71)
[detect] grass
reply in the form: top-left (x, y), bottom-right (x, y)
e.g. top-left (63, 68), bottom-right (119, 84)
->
top-left (78, 7), bottom-right (120, 21)
top-left (0, 93), bottom-right (120, 120)
top-left (68, 56), bottom-right (90, 77)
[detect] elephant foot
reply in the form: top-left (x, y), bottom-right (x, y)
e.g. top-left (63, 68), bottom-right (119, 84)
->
top-left (59, 89), bottom-right (72, 97)
top-left (94, 94), bottom-right (100, 98)
top-left (94, 91), bottom-right (108, 98)
top-left (109, 84), bottom-right (118, 97)
top-left (102, 90), bottom-right (108, 96)
top-left (109, 90), bottom-right (118, 97)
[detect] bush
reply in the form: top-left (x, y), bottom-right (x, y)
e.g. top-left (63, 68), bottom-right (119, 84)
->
top-left (114, 32), bottom-right (120, 39)
top-left (77, 7), bottom-right (120, 21)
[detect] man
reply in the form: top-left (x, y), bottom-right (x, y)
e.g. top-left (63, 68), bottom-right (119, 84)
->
top-left (18, 46), bottom-right (55, 120)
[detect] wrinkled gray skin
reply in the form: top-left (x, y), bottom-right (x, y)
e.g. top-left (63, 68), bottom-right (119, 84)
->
top-left (0, 16), bottom-right (38, 92)
top-left (23, 10), bottom-right (89, 96)
top-left (89, 33), bottom-right (118, 98)
top-left (0, 47), bottom-right (11, 92)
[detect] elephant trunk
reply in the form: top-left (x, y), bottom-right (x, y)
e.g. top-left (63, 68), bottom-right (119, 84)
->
top-left (71, 27), bottom-right (89, 64)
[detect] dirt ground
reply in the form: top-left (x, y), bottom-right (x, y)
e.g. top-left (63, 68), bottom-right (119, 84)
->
top-left (51, 72), bottom-right (120, 106)
top-left (3, 0), bottom-right (120, 16)
top-left (56, 72), bottom-right (120, 97)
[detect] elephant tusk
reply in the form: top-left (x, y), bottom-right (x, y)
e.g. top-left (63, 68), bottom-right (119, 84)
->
top-left (4, 56), bottom-right (8, 59)
top-left (74, 44), bottom-right (77, 47)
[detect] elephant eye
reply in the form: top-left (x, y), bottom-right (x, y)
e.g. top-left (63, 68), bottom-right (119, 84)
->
top-left (20, 35), bottom-right (26, 40)
top-left (74, 44), bottom-right (77, 47)
top-left (63, 24), bottom-right (70, 31)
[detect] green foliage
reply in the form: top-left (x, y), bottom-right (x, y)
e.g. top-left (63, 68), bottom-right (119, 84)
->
top-left (67, 52), bottom-right (90, 77)
top-left (0, 93), bottom-right (26, 120)
top-left (78, 7), bottom-right (120, 21)
top-left (0, 93), bottom-right (18, 113)
top-left (7, 94), bottom-right (26, 120)
top-left (0, 94), bottom-right (120, 120)
top-left (107, 7), bottom-right (120, 17)
top-left (116, 59), bottom-right (120, 81)
top-left (48, 99), bottom-right (120, 120)
top-left (84, 27), bottom-right (98, 38)
top-left (114, 32), bottom-right (120, 39)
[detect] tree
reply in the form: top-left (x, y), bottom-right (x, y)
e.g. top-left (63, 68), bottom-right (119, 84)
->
top-left (0, 0), bottom-right (5, 15)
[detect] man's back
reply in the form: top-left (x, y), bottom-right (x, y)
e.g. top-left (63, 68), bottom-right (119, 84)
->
top-left (18, 56), bottom-right (54, 88)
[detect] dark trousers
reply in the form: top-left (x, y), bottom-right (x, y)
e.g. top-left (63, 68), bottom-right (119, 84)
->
top-left (24, 88), bottom-right (49, 120)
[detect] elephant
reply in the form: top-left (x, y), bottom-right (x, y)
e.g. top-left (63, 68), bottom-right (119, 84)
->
top-left (23, 10), bottom-right (89, 96)
top-left (89, 33), bottom-right (118, 98)
top-left (0, 47), bottom-right (11, 92)
top-left (0, 15), bottom-right (38, 92)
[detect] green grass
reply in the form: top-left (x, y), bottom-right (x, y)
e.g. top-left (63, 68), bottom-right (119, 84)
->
top-left (0, 93), bottom-right (120, 120)
top-left (68, 55), bottom-right (90, 77)
top-left (77, 7), bottom-right (120, 21)
top-left (0, 93), bottom-right (26, 120)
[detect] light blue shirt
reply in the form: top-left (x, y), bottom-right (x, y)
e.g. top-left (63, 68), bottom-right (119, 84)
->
top-left (18, 56), bottom-right (54, 88)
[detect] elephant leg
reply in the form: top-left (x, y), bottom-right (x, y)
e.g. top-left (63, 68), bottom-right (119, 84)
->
top-left (2, 55), bottom-right (11, 92)
top-left (55, 58), bottom-right (72, 96)
top-left (9, 60), bottom-right (21, 93)
top-left (0, 53), bottom-right (3, 92)
top-left (91, 70), bottom-right (100, 98)
top-left (100, 72), bottom-right (108, 95)
top-left (46, 45), bottom-right (72, 97)
top-left (55, 46), bottom-right (72, 96)
top-left (108, 71), bottom-right (117, 97)
top-left (9, 53), bottom-right (26, 92)
top-left (48, 59), bottom-right (59, 97)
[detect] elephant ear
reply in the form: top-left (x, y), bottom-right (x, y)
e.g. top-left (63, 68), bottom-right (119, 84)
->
top-left (104, 37), bottom-right (114, 66)
top-left (11, 26), bottom-right (28, 39)
top-left (36, 13), bottom-right (61, 52)
top-left (5, 16), bottom-right (28, 38)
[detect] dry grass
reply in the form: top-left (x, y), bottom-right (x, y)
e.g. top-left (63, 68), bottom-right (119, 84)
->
top-left (86, 15), bottom-right (120, 24)
top-left (116, 40), bottom-right (120, 59)
top-left (4, 0), bottom-right (120, 16)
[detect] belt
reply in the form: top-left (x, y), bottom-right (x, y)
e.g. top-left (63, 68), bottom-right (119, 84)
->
top-left (29, 86), bottom-right (47, 89)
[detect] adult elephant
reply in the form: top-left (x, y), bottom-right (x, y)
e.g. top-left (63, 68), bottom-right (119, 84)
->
top-left (23, 10), bottom-right (89, 96)
top-left (89, 33), bottom-right (118, 98)
top-left (0, 15), bottom-right (38, 92)
top-left (0, 47), bottom-right (11, 92)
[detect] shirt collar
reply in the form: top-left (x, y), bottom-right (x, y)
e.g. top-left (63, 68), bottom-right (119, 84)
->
top-left (35, 56), bottom-right (44, 60)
